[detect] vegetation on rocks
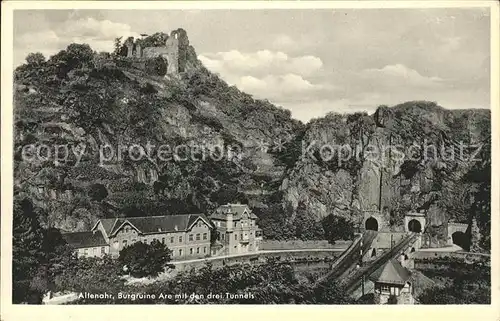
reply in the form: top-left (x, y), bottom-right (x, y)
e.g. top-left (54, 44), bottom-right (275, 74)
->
top-left (14, 36), bottom-right (491, 251)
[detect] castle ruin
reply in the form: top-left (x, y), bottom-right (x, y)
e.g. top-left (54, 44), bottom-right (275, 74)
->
top-left (123, 28), bottom-right (189, 75)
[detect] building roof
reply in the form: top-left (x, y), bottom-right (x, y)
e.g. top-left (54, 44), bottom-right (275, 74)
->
top-left (94, 214), bottom-right (213, 237)
top-left (62, 231), bottom-right (108, 249)
top-left (210, 204), bottom-right (258, 220)
top-left (369, 259), bottom-right (412, 285)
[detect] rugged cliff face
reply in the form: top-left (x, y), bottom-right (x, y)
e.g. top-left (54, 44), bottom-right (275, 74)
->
top-left (14, 33), bottom-right (490, 248)
top-left (279, 102), bottom-right (490, 246)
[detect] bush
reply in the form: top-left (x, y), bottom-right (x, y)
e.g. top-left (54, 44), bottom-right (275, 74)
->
top-left (55, 255), bottom-right (123, 294)
top-left (25, 52), bottom-right (46, 66)
top-left (145, 56), bottom-right (167, 76)
top-left (140, 83), bottom-right (158, 95)
top-left (87, 183), bottom-right (109, 201)
top-left (322, 214), bottom-right (355, 244)
top-left (118, 240), bottom-right (172, 278)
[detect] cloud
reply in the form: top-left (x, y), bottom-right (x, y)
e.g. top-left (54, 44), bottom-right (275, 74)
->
top-left (13, 10), bottom-right (490, 123)
top-left (198, 49), bottom-right (331, 104)
top-left (360, 64), bottom-right (445, 88)
top-left (14, 17), bottom-right (140, 66)
top-left (198, 50), bottom-right (323, 77)
top-left (237, 73), bottom-right (332, 102)
top-left (61, 17), bottom-right (140, 42)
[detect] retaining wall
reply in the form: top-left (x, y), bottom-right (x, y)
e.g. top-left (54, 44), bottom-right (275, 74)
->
top-left (260, 240), bottom-right (350, 251)
top-left (412, 251), bottom-right (491, 270)
top-left (172, 250), bottom-right (343, 273)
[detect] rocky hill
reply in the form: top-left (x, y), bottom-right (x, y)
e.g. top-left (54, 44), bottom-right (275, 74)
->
top-left (13, 30), bottom-right (490, 249)
top-left (279, 102), bottom-right (490, 247)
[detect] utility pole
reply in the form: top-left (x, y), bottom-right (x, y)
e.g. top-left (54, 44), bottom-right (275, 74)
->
top-left (359, 238), bottom-right (364, 266)
top-left (362, 274), bottom-right (365, 296)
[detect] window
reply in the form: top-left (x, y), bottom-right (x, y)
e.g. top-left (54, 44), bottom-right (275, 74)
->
top-left (197, 221), bottom-right (202, 228)
top-left (240, 233), bottom-right (243, 240)
top-left (250, 221), bottom-right (254, 226)
top-left (189, 234), bottom-right (193, 241)
top-left (196, 247), bottom-right (200, 254)
top-left (381, 285), bottom-right (390, 292)
top-left (143, 239), bottom-right (147, 243)
top-left (123, 240), bottom-right (128, 248)
top-left (170, 237), bottom-right (174, 243)
top-left (203, 233), bottom-right (207, 240)
top-left (204, 247), bottom-right (206, 253)
top-left (221, 234), bottom-right (225, 240)
top-left (84, 249), bottom-right (88, 256)
top-left (234, 222), bottom-right (237, 228)
top-left (190, 248), bottom-right (193, 255)
top-left (101, 247), bottom-right (106, 254)
top-left (113, 241), bottom-right (119, 249)
top-left (125, 227), bottom-right (130, 233)
top-left (196, 233), bottom-right (200, 241)
top-left (235, 234), bottom-right (237, 240)
top-left (179, 249), bottom-right (182, 256)
top-left (93, 248), bottom-right (97, 255)
top-left (179, 236), bottom-right (183, 243)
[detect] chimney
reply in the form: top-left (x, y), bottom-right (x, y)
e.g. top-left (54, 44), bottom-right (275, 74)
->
top-left (174, 225), bottom-right (178, 231)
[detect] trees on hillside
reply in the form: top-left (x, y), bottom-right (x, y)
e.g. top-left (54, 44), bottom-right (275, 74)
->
top-left (13, 198), bottom-right (75, 303)
top-left (13, 198), bottom-right (44, 303)
top-left (322, 214), bottom-right (355, 244)
top-left (294, 202), bottom-right (324, 240)
top-left (25, 52), bottom-right (46, 66)
top-left (87, 183), bottom-right (109, 202)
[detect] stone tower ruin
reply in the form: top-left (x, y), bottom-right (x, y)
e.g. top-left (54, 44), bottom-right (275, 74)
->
top-left (124, 28), bottom-right (190, 76)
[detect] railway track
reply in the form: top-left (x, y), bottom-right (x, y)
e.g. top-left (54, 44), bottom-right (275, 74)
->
top-left (342, 233), bottom-right (418, 293)
top-left (315, 230), bottom-right (378, 285)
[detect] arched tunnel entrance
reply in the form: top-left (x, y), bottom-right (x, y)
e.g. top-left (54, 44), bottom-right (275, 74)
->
top-left (408, 219), bottom-right (422, 233)
top-left (365, 217), bottom-right (379, 231)
top-left (452, 231), bottom-right (469, 250)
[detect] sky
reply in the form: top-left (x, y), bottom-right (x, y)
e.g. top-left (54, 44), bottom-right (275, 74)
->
top-left (13, 8), bottom-right (491, 122)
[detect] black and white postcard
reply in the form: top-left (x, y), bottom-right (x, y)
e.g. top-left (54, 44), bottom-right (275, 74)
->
top-left (1, 1), bottom-right (499, 321)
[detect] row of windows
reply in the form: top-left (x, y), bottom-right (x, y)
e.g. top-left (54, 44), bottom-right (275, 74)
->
top-left (188, 233), bottom-right (208, 241)
top-left (80, 246), bottom-right (107, 257)
top-left (173, 246), bottom-right (207, 257)
top-left (214, 220), bottom-right (255, 228)
top-left (234, 232), bottom-right (251, 240)
top-left (217, 231), bottom-right (255, 241)
top-left (114, 232), bottom-right (210, 250)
